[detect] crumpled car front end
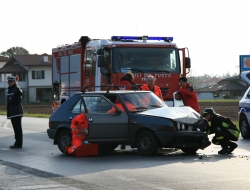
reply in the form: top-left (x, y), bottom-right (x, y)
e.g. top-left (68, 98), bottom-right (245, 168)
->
top-left (138, 106), bottom-right (211, 151)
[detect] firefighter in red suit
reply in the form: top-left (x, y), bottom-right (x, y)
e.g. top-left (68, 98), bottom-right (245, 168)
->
top-left (119, 72), bottom-right (139, 90)
top-left (107, 98), bottom-right (136, 113)
top-left (64, 113), bottom-right (88, 155)
top-left (140, 75), bottom-right (164, 101)
top-left (176, 76), bottom-right (200, 113)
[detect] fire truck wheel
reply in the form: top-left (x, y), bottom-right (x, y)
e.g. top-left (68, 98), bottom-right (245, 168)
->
top-left (136, 131), bottom-right (159, 156)
top-left (181, 147), bottom-right (198, 155)
top-left (58, 130), bottom-right (72, 153)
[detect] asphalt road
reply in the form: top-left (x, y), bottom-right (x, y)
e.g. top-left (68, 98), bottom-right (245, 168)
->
top-left (0, 116), bottom-right (250, 190)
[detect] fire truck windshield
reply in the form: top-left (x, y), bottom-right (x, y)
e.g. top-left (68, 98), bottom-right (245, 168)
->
top-left (112, 48), bottom-right (180, 73)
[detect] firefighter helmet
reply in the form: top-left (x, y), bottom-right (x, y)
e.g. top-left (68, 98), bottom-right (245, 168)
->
top-left (202, 108), bottom-right (215, 117)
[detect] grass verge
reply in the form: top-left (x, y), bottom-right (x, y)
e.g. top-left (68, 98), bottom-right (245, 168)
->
top-left (199, 99), bottom-right (239, 103)
top-left (0, 111), bottom-right (51, 118)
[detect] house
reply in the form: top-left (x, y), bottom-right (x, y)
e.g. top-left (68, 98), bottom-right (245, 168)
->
top-left (0, 54), bottom-right (52, 104)
top-left (196, 76), bottom-right (248, 100)
top-left (195, 76), bottom-right (222, 89)
top-left (0, 56), bottom-right (9, 68)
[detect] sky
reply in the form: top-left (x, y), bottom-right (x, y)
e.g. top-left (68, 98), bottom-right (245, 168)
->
top-left (1, 0), bottom-right (250, 76)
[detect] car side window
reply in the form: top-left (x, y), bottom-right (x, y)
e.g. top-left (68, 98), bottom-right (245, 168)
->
top-left (71, 98), bottom-right (85, 113)
top-left (247, 90), bottom-right (250, 99)
top-left (98, 97), bottom-right (113, 113)
top-left (71, 95), bottom-right (114, 114)
top-left (84, 97), bottom-right (98, 113)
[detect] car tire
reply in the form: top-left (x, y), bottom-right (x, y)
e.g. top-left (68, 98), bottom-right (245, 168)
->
top-left (239, 115), bottom-right (250, 139)
top-left (136, 131), bottom-right (159, 156)
top-left (58, 130), bottom-right (72, 153)
top-left (181, 147), bottom-right (198, 155)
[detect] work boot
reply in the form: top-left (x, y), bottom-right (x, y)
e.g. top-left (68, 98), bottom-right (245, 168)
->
top-left (218, 148), bottom-right (230, 154)
top-left (229, 143), bottom-right (238, 153)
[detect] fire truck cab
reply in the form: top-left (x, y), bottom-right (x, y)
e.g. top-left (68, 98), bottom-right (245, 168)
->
top-left (51, 35), bottom-right (191, 110)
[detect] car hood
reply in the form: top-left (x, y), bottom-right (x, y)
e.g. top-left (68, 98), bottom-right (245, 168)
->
top-left (138, 106), bottom-right (201, 124)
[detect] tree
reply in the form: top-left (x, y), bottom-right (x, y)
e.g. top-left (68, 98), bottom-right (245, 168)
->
top-left (0, 47), bottom-right (29, 57)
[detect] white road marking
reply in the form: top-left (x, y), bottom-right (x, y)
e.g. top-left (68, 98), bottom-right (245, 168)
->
top-left (3, 120), bottom-right (10, 129)
top-left (0, 148), bottom-right (9, 150)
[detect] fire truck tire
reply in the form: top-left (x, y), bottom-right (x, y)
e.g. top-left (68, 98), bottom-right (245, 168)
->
top-left (58, 130), bottom-right (72, 153)
top-left (181, 147), bottom-right (198, 155)
top-left (136, 131), bottom-right (159, 156)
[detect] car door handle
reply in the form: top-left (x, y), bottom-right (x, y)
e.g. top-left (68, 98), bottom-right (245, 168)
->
top-left (69, 116), bottom-right (73, 120)
top-left (88, 117), bottom-right (93, 122)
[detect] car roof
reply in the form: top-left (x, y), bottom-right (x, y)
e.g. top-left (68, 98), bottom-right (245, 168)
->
top-left (73, 90), bottom-right (151, 95)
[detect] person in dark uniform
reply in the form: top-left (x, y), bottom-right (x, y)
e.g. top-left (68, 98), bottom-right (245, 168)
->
top-left (7, 76), bottom-right (23, 148)
top-left (202, 108), bottom-right (240, 154)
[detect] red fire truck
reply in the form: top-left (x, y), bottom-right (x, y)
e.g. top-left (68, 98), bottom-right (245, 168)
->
top-left (51, 36), bottom-right (191, 110)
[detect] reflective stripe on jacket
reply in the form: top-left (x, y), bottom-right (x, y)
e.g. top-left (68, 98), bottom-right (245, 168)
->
top-left (70, 113), bottom-right (88, 139)
top-left (209, 114), bottom-right (240, 139)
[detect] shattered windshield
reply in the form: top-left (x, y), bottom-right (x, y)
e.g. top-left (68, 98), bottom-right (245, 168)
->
top-left (119, 92), bottom-right (167, 112)
top-left (112, 47), bottom-right (180, 73)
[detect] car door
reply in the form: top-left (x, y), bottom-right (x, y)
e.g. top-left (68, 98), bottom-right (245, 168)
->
top-left (86, 96), bottom-right (129, 141)
top-left (68, 95), bottom-right (129, 141)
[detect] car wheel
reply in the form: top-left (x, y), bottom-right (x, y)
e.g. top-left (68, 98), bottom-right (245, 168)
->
top-left (136, 131), bottom-right (159, 156)
top-left (240, 116), bottom-right (250, 139)
top-left (58, 130), bottom-right (72, 153)
top-left (181, 147), bottom-right (198, 155)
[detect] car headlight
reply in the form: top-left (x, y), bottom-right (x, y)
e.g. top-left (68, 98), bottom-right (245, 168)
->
top-left (177, 123), bottom-right (181, 130)
top-left (182, 124), bottom-right (185, 130)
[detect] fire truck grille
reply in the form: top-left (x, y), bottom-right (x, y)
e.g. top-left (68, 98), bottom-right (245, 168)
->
top-left (160, 88), bottom-right (168, 97)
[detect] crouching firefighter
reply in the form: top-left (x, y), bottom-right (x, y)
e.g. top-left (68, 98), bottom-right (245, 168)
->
top-left (202, 108), bottom-right (240, 154)
top-left (64, 113), bottom-right (88, 155)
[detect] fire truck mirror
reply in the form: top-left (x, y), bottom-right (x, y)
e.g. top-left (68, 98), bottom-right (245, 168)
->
top-left (185, 57), bottom-right (191, 68)
top-left (97, 49), bottom-right (104, 55)
top-left (98, 55), bottom-right (105, 67)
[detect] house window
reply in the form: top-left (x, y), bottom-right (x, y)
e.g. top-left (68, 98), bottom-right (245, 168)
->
top-left (32, 70), bottom-right (45, 79)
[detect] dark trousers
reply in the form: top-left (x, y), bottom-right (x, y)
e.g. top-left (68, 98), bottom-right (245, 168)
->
top-left (212, 131), bottom-right (237, 149)
top-left (11, 117), bottom-right (23, 146)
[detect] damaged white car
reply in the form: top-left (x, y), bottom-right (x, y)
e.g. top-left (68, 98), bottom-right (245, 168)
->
top-left (47, 90), bottom-right (210, 156)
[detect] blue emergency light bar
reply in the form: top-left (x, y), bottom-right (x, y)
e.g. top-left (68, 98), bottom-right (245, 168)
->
top-left (111, 36), bottom-right (173, 42)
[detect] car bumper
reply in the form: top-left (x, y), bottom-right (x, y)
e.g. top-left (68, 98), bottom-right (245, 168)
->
top-left (155, 131), bottom-right (210, 149)
top-left (47, 129), bottom-right (56, 139)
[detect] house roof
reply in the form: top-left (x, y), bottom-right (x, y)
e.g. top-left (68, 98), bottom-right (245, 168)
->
top-left (217, 76), bottom-right (241, 84)
top-left (196, 84), bottom-right (227, 93)
top-left (13, 54), bottom-right (52, 66)
top-left (196, 79), bottom-right (248, 93)
top-left (0, 56), bottom-right (9, 62)
top-left (0, 64), bottom-right (27, 73)
top-left (0, 54), bottom-right (52, 73)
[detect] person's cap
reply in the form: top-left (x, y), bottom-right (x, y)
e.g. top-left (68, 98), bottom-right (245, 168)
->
top-left (7, 76), bottom-right (16, 82)
top-left (202, 108), bottom-right (214, 117)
